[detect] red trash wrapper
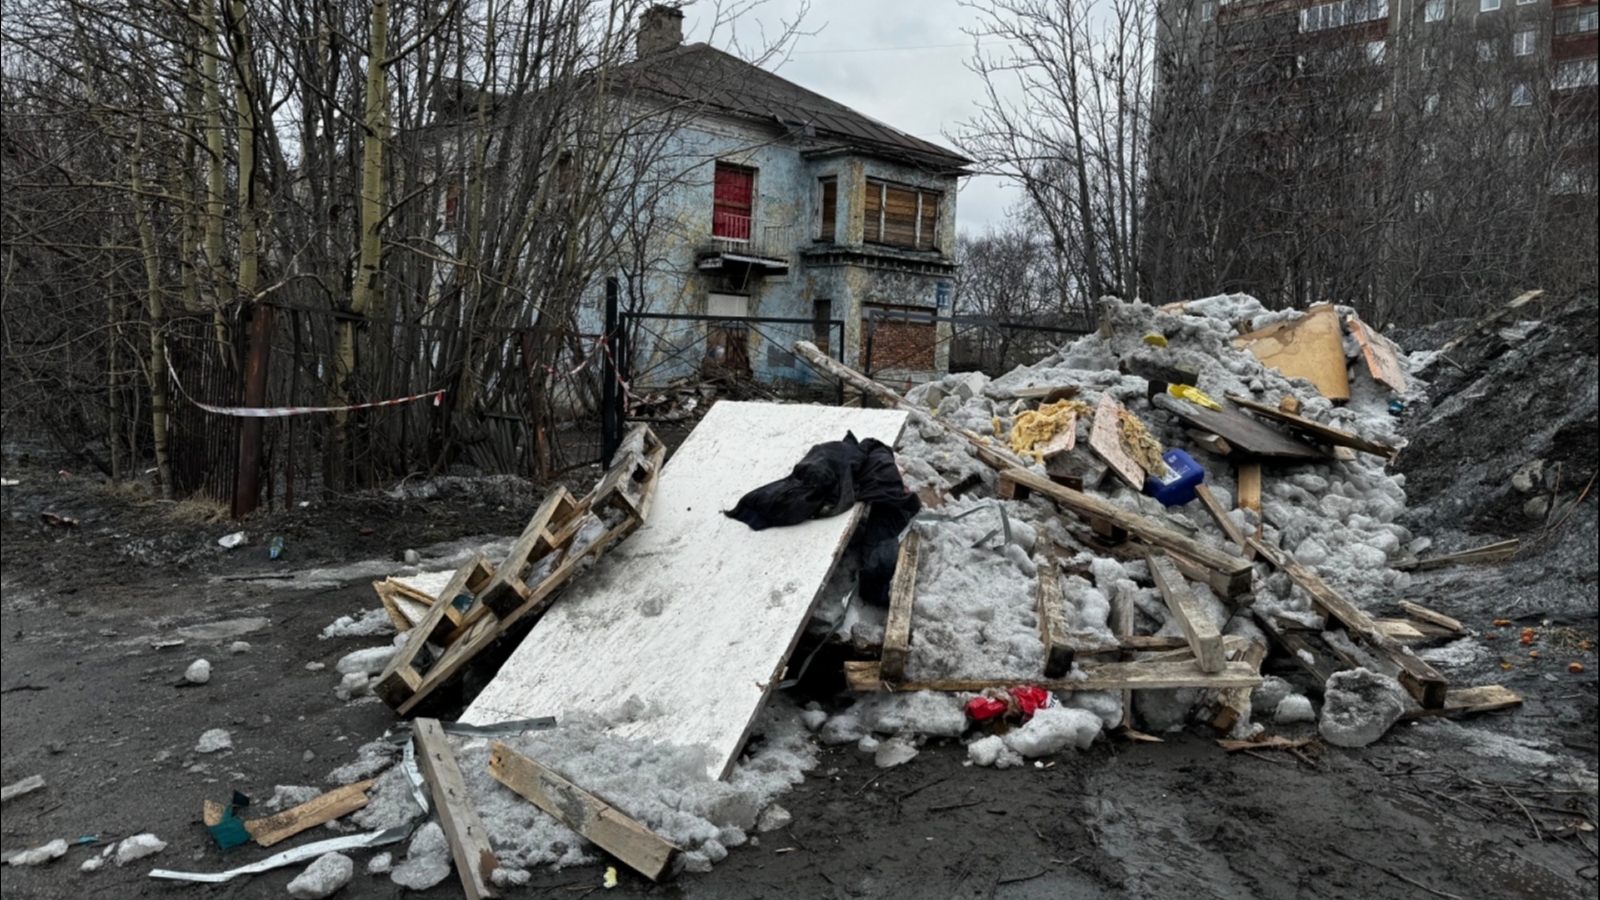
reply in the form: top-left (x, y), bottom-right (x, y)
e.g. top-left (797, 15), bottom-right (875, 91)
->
top-left (1009, 686), bottom-right (1051, 719)
top-left (965, 696), bottom-right (1010, 722)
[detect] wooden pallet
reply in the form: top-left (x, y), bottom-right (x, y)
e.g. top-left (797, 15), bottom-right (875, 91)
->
top-left (375, 425), bottom-right (665, 714)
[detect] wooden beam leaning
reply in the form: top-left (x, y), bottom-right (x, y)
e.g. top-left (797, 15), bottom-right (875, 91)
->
top-left (1193, 484), bottom-right (1252, 559)
top-left (880, 531), bottom-right (922, 682)
top-left (413, 719), bottom-right (499, 899)
top-left (844, 658), bottom-right (1261, 693)
top-left (488, 742), bottom-right (680, 882)
top-left (1249, 537), bottom-right (1449, 708)
top-left (1226, 394), bottom-right (1399, 460)
top-left (1036, 554), bottom-right (1074, 678)
top-left (1145, 548), bottom-right (1225, 674)
top-left (792, 340), bottom-right (1027, 473)
top-left (1001, 466), bottom-right (1254, 600)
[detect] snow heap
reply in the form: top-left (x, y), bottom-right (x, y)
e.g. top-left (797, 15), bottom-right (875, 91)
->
top-left (341, 695), bottom-right (821, 882)
top-left (286, 852), bottom-right (354, 899)
top-left (870, 294), bottom-right (1420, 754)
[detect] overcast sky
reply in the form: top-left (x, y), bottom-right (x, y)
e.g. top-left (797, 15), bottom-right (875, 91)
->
top-left (683, 0), bottom-right (1022, 235)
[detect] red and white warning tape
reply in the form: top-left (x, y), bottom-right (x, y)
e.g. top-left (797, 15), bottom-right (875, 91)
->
top-left (166, 357), bottom-right (443, 418)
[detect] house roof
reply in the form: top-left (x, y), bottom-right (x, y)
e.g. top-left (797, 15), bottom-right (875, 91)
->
top-left (619, 43), bottom-right (973, 174)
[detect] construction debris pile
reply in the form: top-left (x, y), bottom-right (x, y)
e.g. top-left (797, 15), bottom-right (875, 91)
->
top-left (133, 294), bottom-right (1545, 894)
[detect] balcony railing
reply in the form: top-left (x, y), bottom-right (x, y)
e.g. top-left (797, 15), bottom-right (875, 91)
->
top-left (706, 213), bottom-right (796, 261)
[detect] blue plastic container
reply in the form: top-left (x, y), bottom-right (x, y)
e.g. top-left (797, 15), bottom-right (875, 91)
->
top-left (1145, 448), bottom-right (1204, 507)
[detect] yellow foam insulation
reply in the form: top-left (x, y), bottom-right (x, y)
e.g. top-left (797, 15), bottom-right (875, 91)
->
top-left (1117, 409), bottom-right (1167, 477)
top-left (1008, 399), bottom-right (1094, 461)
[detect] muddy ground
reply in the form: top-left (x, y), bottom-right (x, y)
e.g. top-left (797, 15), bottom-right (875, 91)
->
top-left (2, 439), bottom-right (1597, 900)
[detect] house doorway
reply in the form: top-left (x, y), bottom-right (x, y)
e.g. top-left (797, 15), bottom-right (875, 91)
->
top-left (705, 293), bottom-right (752, 376)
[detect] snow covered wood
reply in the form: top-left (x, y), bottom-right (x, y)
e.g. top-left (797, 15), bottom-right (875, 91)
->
top-left (413, 718), bottom-right (499, 899)
top-left (1036, 557), bottom-right (1075, 678)
top-left (1001, 466), bottom-right (1254, 599)
top-left (461, 401), bottom-right (908, 780)
top-left (844, 658), bottom-right (1262, 693)
top-left (487, 741), bottom-right (680, 882)
top-left (879, 531), bottom-right (921, 682)
top-left (1250, 536), bottom-right (1449, 708)
top-left (1146, 548), bottom-right (1225, 674)
top-left (1227, 393), bottom-right (1399, 460)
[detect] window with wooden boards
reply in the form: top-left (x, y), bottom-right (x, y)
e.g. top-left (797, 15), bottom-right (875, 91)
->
top-left (818, 178), bottom-right (837, 241)
top-left (712, 163), bottom-right (755, 241)
top-left (863, 180), bottom-right (940, 250)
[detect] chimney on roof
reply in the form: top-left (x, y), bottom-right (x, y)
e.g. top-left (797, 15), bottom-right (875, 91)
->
top-left (638, 5), bottom-right (684, 57)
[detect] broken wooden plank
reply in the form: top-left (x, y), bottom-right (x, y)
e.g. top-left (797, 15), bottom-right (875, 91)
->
top-left (461, 403), bottom-right (907, 781)
top-left (1037, 555), bottom-right (1074, 678)
top-left (1186, 430), bottom-right (1234, 457)
top-left (1146, 549), bottom-right (1225, 674)
top-left (1203, 639), bottom-right (1268, 734)
top-left (1249, 537), bottom-right (1449, 708)
top-left (1193, 483), bottom-right (1252, 558)
top-left (1436, 289), bottom-right (1544, 357)
top-left (414, 719), bottom-right (499, 899)
top-left (1088, 393), bottom-right (1147, 488)
top-left (247, 780), bottom-right (374, 848)
top-left (1400, 684), bottom-right (1523, 720)
top-left (1226, 394), bottom-right (1399, 460)
top-left (488, 741), bottom-right (680, 882)
top-left (1157, 394), bottom-right (1324, 461)
top-left (1374, 618), bottom-right (1429, 644)
top-left (1235, 462), bottom-right (1262, 542)
top-left (1393, 539), bottom-right (1519, 571)
top-left (1398, 600), bottom-right (1464, 634)
top-left (843, 658), bottom-right (1262, 693)
top-left (1345, 314), bottom-right (1408, 393)
top-left (1002, 466), bottom-right (1253, 599)
top-left (880, 531), bottom-right (922, 682)
top-left (1232, 303), bottom-right (1350, 401)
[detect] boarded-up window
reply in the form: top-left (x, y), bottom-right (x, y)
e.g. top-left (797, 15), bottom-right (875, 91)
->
top-left (713, 163), bottom-right (754, 241)
top-left (863, 180), bottom-right (940, 250)
top-left (818, 178), bottom-right (837, 241)
top-left (862, 304), bottom-right (937, 372)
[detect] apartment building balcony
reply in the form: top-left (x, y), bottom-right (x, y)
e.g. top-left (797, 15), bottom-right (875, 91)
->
top-left (696, 214), bottom-right (794, 276)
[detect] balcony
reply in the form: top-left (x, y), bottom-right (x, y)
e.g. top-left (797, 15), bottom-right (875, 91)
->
top-left (697, 213), bottom-right (794, 276)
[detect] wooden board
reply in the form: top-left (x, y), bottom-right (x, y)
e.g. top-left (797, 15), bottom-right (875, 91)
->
top-left (1202, 640), bottom-right (1267, 733)
top-left (1394, 539), bottom-right (1519, 571)
top-left (1249, 537), bottom-right (1448, 708)
top-left (1398, 600), bottom-right (1464, 634)
top-left (1155, 394), bottom-right (1323, 460)
top-left (1346, 314), bottom-right (1408, 393)
top-left (246, 780), bottom-right (374, 848)
top-left (844, 659), bottom-right (1262, 693)
top-left (879, 531), bottom-right (922, 682)
top-left (1193, 483), bottom-right (1252, 558)
top-left (1232, 303), bottom-right (1351, 401)
top-left (1253, 611), bottom-right (1344, 687)
top-left (1226, 394), bottom-right (1399, 460)
top-left (1400, 684), bottom-right (1523, 720)
top-left (488, 742), bottom-right (680, 882)
top-left (1037, 556), bottom-right (1074, 678)
top-left (1146, 549), bottom-right (1225, 674)
top-left (461, 402), bottom-right (909, 780)
top-left (1088, 393), bottom-right (1147, 488)
top-left (1001, 467), bottom-right (1254, 599)
top-left (414, 719), bottom-right (499, 899)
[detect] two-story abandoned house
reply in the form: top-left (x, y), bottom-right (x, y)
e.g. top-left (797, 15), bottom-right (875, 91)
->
top-left (614, 6), bottom-right (972, 388)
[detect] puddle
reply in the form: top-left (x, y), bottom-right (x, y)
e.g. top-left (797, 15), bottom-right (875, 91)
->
top-left (173, 616), bottom-right (271, 642)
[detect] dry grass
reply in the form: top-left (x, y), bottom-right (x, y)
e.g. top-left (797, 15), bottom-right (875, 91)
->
top-left (97, 479), bottom-right (152, 503)
top-left (167, 496), bottom-right (228, 525)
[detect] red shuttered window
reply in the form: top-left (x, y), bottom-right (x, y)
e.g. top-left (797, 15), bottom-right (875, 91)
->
top-left (712, 163), bottom-right (755, 241)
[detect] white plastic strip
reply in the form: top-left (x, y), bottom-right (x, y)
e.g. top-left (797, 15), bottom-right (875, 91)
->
top-left (147, 822), bottom-right (414, 883)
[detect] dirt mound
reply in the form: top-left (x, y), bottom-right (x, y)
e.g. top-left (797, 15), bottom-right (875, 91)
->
top-left (1398, 292), bottom-right (1599, 549)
